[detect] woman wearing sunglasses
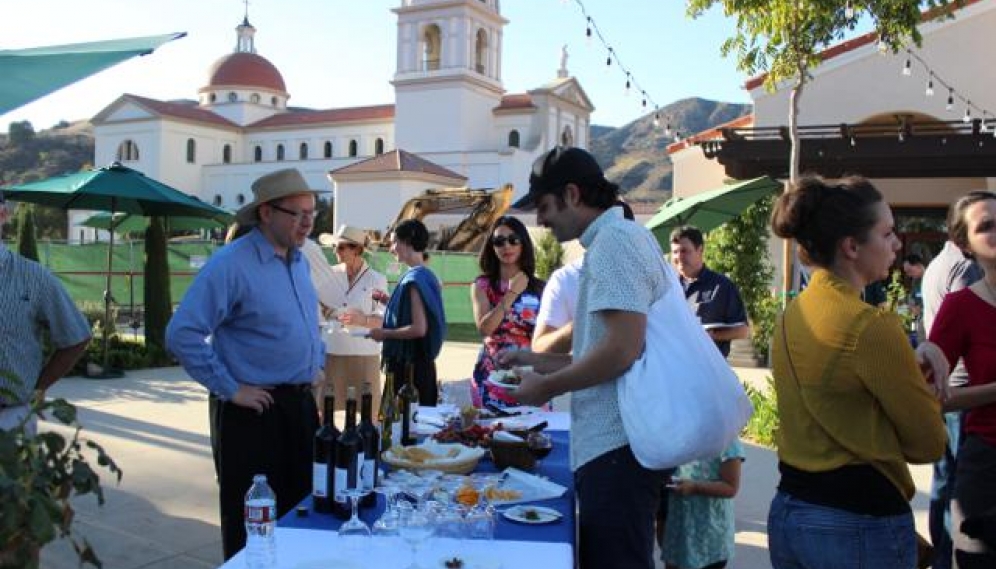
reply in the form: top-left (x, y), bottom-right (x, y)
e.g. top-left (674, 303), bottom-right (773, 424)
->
top-left (470, 216), bottom-right (546, 409)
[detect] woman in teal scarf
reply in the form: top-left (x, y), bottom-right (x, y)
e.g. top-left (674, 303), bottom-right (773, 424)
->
top-left (369, 219), bottom-right (446, 405)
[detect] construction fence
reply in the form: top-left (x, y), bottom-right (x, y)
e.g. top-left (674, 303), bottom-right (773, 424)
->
top-left (24, 240), bottom-right (482, 325)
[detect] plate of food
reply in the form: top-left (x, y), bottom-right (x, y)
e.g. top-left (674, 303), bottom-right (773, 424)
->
top-left (486, 367), bottom-right (532, 391)
top-left (381, 441), bottom-right (486, 474)
top-left (502, 504), bottom-right (563, 525)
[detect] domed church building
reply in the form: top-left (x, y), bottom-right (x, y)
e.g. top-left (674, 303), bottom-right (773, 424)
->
top-left (86, 0), bottom-right (594, 237)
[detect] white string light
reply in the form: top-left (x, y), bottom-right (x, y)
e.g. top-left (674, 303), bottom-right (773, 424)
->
top-left (902, 48), bottom-right (995, 126)
top-left (565, 0), bottom-right (674, 136)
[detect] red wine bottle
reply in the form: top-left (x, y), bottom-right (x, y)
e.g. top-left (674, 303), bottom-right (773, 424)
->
top-left (312, 394), bottom-right (339, 514)
top-left (358, 382), bottom-right (379, 508)
top-left (333, 387), bottom-right (361, 519)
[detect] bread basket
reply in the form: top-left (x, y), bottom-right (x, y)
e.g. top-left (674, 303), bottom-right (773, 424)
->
top-left (381, 442), bottom-right (485, 474)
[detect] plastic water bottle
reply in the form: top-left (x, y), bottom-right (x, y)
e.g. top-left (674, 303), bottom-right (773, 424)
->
top-left (244, 474), bottom-right (276, 568)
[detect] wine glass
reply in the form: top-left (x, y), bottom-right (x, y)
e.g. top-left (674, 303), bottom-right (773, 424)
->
top-left (338, 487), bottom-right (371, 549)
top-left (371, 482), bottom-right (401, 536)
top-left (527, 431), bottom-right (553, 470)
top-left (398, 505), bottom-right (433, 569)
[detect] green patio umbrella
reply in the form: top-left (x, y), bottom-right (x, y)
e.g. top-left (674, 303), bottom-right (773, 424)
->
top-left (79, 211), bottom-right (229, 234)
top-left (3, 162), bottom-right (231, 375)
top-left (0, 32), bottom-right (185, 115)
top-left (646, 176), bottom-right (783, 244)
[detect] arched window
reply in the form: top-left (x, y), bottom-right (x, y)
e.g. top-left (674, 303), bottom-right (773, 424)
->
top-left (209, 93), bottom-right (217, 103)
top-left (227, 92), bottom-right (238, 102)
top-left (475, 29), bottom-right (488, 74)
top-left (236, 193), bottom-right (246, 205)
top-left (271, 96), bottom-right (278, 107)
top-left (299, 143), bottom-right (308, 160)
top-left (276, 144), bottom-right (285, 161)
top-left (223, 144), bottom-right (232, 164)
top-left (254, 145), bottom-right (262, 162)
top-left (423, 24), bottom-right (442, 71)
top-left (186, 138), bottom-right (196, 163)
top-left (251, 93), bottom-right (261, 104)
top-left (348, 139), bottom-right (358, 157)
top-left (375, 138), bottom-right (385, 155)
top-left (507, 130), bottom-right (520, 148)
top-left (560, 125), bottom-right (574, 147)
top-left (213, 194), bottom-right (223, 206)
top-left (116, 139), bottom-right (140, 161)
top-left (324, 141), bottom-right (333, 158)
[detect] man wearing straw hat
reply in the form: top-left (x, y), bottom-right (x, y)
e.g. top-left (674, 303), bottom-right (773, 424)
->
top-left (167, 168), bottom-right (327, 560)
top-left (311, 225), bottom-right (387, 412)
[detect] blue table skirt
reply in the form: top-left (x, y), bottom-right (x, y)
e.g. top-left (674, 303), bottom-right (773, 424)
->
top-left (280, 430), bottom-right (575, 545)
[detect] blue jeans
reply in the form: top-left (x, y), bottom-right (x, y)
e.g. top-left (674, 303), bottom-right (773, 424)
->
top-left (929, 411), bottom-right (962, 569)
top-left (768, 491), bottom-right (916, 569)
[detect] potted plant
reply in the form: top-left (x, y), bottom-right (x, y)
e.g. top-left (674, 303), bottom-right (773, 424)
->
top-left (0, 371), bottom-right (122, 568)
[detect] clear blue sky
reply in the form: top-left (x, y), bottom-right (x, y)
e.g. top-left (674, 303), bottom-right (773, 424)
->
top-left (1, 0), bottom-right (754, 132)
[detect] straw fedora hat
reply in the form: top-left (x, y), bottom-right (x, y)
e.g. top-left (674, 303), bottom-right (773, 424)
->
top-left (236, 168), bottom-right (329, 225)
top-left (318, 224), bottom-right (370, 249)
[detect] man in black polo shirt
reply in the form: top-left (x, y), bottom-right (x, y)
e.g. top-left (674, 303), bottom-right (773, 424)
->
top-left (669, 225), bottom-right (749, 358)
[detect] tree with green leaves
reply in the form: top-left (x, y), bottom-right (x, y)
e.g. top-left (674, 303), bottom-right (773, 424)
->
top-left (534, 230), bottom-right (564, 281)
top-left (15, 204), bottom-right (39, 262)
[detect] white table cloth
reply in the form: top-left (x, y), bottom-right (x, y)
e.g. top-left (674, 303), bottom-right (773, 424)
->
top-left (219, 528), bottom-right (574, 568)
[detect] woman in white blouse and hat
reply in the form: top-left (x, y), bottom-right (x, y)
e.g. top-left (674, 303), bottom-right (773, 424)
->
top-left (313, 225), bottom-right (388, 412)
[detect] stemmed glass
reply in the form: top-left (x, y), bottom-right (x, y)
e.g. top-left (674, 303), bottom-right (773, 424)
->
top-left (398, 505), bottom-right (433, 569)
top-left (338, 487), bottom-right (371, 549)
top-left (371, 482), bottom-right (401, 536)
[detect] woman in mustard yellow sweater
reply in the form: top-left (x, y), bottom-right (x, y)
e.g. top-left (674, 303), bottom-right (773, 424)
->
top-left (767, 176), bottom-right (948, 569)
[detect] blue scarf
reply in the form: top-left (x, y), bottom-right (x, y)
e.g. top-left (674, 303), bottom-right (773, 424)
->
top-left (382, 265), bottom-right (446, 362)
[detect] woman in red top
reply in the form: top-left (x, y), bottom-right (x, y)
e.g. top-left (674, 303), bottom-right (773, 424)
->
top-left (470, 216), bottom-right (545, 409)
top-left (927, 190), bottom-right (996, 568)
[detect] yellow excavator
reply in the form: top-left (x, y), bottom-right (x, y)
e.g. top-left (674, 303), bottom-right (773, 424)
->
top-left (376, 184), bottom-right (514, 253)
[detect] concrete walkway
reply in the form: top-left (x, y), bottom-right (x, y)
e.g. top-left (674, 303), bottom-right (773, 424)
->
top-left (37, 343), bottom-right (935, 569)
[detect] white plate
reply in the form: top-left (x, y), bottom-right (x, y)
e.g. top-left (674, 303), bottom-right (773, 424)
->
top-left (484, 375), bottom-right (519, 390)
top-left (502, 505), bottom-right (562, 525)
top-left (437, 554), bottom-right (503, 569)
top-left (488, 467), bottom-right (568, 506)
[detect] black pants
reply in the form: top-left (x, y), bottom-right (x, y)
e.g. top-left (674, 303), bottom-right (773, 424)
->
top-left (384, 356), bottom-right (438, 407)
top-left (575, 445), bottom-right (669, 569)
top-left (212, 384), bottom-right (318, 560)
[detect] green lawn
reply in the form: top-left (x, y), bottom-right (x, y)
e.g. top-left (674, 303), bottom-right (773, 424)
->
top-left (446, 322), bottom-right (483, 344)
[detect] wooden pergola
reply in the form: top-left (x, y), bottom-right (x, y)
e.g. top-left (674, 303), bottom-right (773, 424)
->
top-left (700, 118), bottom-right (996, 179)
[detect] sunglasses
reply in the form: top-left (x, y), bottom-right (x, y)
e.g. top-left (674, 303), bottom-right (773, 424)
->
top-left (491, 235), bottom-right (521, 248)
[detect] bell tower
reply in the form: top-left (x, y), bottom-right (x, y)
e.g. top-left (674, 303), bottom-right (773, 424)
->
top-left (392, 0), bottom-right (508, 152)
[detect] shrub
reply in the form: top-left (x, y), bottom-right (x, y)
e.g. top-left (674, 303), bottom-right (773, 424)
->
top-left (534, 230), bottom-right (564, 281)
top-left (742, 376), bottom-right (779, 448)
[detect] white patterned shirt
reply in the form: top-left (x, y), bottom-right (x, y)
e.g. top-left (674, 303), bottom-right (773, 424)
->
top-left (570, 207), bottom-right (669, 470)
top-left (0, 243), bottom-right (91, 405)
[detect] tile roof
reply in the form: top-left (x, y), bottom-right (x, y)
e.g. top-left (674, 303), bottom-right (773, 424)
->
top-left (119, 94), bottom-right (240, 128)
top-left (249, 104), bottom-right (395, 128)
top-left (494, 93), bottom-right (535, 111)
top-left (330, 149), bottom-right (467, 180)
top-left (666, 114), bottom-right (754, 155)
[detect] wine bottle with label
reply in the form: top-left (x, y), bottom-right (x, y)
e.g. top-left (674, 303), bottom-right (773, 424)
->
top-left (379, 368), bottom-right (401, 451)
top-left (398, 362), bottom-right (420, 446)
top-left (358, 382), bottom-right (379, 508)
top-left (333, 387), bottom-right (361, 520)
top-left (312, 394), bottom-right (339, 514)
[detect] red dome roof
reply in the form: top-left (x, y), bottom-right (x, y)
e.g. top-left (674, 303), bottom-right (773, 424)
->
top-left (203, 52), bottom-right (286, 93)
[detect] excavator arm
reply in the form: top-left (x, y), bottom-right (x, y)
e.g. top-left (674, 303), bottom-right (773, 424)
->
top-left (377, 184), bottom-right (513, 253)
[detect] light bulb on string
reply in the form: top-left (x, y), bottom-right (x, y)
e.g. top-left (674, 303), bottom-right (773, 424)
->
top-left (845, 1), bottom-right (855, 19)
top-left (946, 89), bottom-right (954, 111)
top-left (925, 74), bottom-right (934, 97)
top-left (664, 123), bottom-right (672, 137)
top-left (586, 18), bottom-right (592, 46)
top-left (653, 112), bottom-right (661, 128)
top-left (963, 104), bottom-right (972, 123)
top-left (605, 50), bottom-right (613, 73)
top-left (624, 74), bottom-right (631, 96)
top-left (902, 58), bottom-right (912, 77)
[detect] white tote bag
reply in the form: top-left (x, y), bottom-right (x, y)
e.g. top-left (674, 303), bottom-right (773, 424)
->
top-left (617, 262), bottom-right (753, 470)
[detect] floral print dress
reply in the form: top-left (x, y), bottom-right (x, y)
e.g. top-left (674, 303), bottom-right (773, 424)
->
top-left (471, 276), bottom-right (542, 409)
